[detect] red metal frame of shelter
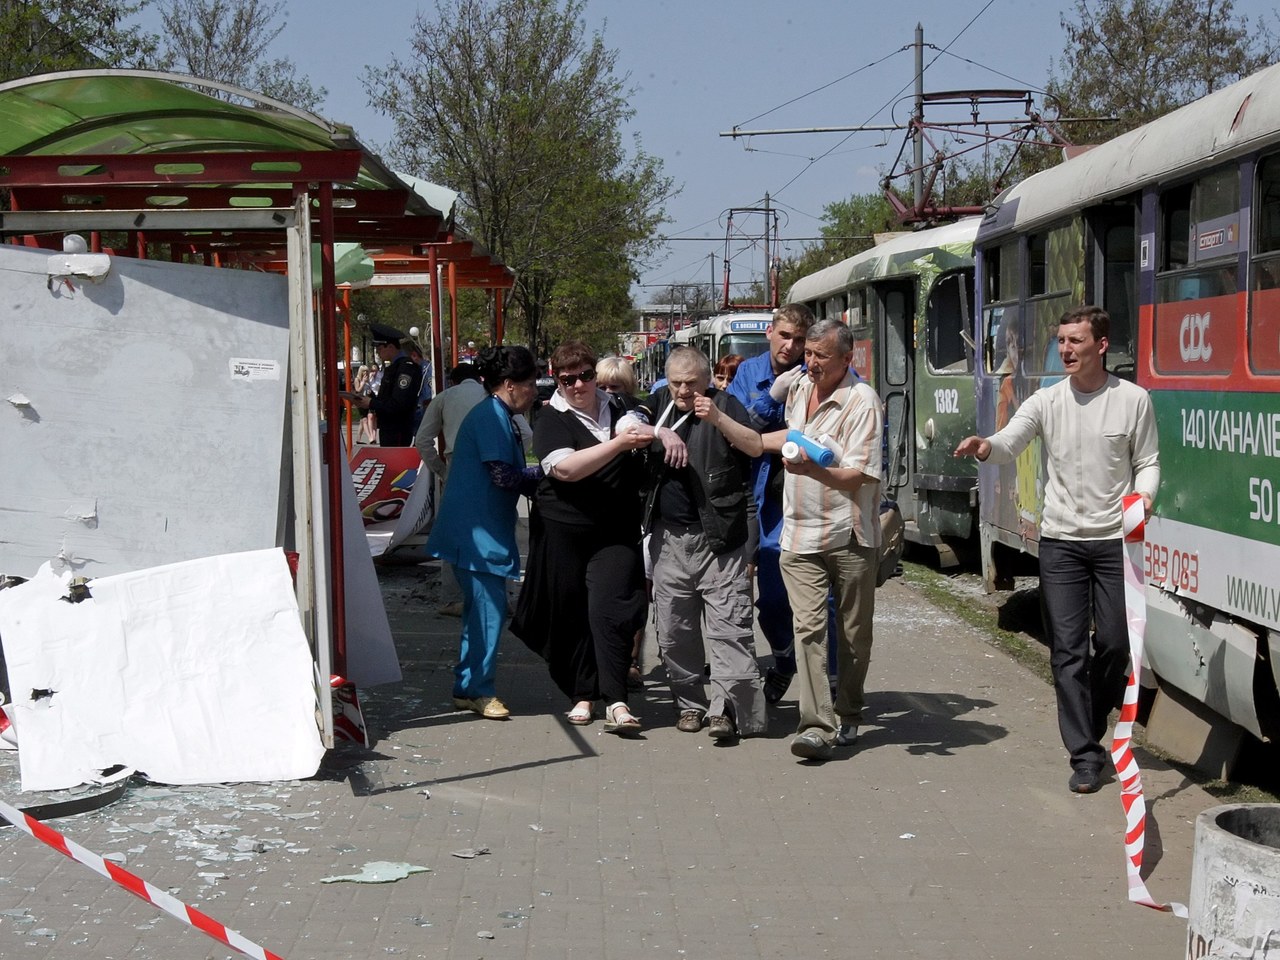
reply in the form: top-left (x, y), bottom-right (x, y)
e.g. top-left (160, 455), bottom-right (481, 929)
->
top-left (0, 150), bottom-right (514, 680)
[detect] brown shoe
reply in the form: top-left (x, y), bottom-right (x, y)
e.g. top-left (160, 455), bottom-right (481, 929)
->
top-left (707, 715), bottom-right (735, 740)
top-left (676, 710), bottom-right (704, 733)
top-left (453, 696), bottom-right (510, 720)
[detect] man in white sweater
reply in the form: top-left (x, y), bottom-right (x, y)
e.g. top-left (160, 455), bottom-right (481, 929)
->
top-left (955, 305), bottom-right (1160, 794)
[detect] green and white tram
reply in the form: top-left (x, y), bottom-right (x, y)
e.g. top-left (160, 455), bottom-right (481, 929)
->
top-left (975, 60), bottom-right (1280, 748)
top-left (788, 219), bottom-right (980, 564)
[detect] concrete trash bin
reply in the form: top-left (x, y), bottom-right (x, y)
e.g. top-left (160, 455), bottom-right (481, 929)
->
top-left (1188, 804), bottom-right (1280, 959)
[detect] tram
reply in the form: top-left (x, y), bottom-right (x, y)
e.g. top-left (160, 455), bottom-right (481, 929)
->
top-left (974, 60), bottom-right (1280, 745)
top-left (787, 219), bottom-right (980, 565)
top-left (636, 311), bottom-right (771, 390)
top-left (680, 311), bottom-right (772, 365)
top-left (635, 337), bottom-right (669, 390)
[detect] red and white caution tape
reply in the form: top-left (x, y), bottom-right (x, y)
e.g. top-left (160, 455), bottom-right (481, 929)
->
top-left (0, 795), bottom-right (285, 959)
top-left (1112, 493), bottom-right (1187, 917)
top-left (331, 675), bottom-right (370, 747)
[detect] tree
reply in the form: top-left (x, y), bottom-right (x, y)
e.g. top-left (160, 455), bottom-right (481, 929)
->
top-left (1049, 0), bottom-right (1277, 144)
top-left (364, 0), bottom-right (673, 352)
top-left (159, 0), bottom-right (326, 110)
top-left (651, 281), bottom-right (717, 318)
top-left (0, 0), bottom-right (160, 81)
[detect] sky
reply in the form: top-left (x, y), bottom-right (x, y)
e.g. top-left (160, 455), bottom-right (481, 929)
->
top-left (135, 0), bottom-right (1277, 305)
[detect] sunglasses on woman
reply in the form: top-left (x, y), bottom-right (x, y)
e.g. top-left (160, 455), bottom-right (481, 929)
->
top-left (556, 369), bottom-right (596, 386)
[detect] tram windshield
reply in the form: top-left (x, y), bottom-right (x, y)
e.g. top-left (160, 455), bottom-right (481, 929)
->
top-left (720, 335), bottom-right (768, 359)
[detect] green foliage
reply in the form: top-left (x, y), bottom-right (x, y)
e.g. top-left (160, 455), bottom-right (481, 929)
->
top-left (1048, 0), bottom-right (1278, 145)
top-left (651, 282), bottom-right (717, 318)
top-left (158, 0), bottom-right (326, 110)
top-left (348, 288), bottom-right (430, 357)
top-left (365, 0), bottom-right (673, 354)
top-left (0, 0), bottom-right (161, 81)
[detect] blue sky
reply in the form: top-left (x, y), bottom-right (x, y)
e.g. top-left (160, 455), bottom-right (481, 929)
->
top-left (135, 0), bottom-right (1277, 303)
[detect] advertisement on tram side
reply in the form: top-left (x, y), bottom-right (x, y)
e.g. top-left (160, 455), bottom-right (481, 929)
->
top-left (1148, 389), bottom-right (1280, 631)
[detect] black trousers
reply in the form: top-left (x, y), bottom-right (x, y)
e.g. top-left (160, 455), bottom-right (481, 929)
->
top-left (1038, 537), bottom-right (1130, 770)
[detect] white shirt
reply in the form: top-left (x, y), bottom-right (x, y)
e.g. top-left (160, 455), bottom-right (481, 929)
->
top-left (541, 389), bottom-right (613, 471)
top-left (985, 375), bottom-right (1160, 540)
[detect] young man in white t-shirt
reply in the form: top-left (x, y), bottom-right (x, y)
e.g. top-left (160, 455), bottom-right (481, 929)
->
top-left (955, 305), bottom-right (1160, 794)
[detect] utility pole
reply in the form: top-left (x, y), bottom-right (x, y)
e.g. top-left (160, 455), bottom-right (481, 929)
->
top-left (913, 23), bottom-right (924, 211)
top-left (709, 252), bottom-right (716, 312)
top-left (720, 25), bottom-right (1109, 225)
top-left (763, 192), bottom-right (773, 308)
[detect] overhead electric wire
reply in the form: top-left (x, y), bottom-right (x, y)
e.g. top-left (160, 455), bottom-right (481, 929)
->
top-left (735, 45), bottom-right (911, 128)
top-left (931, 48), bottom-right (1050, 95)
top-left (767, 0), bottom-right (998, 199)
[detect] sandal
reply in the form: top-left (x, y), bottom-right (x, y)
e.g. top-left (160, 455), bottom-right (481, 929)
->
top-left (627, 659), bottom-right (643, 690)
top-left (567, 701), bottom-right (593, 726)
top-left (602, 702), bottom-right (642, 736)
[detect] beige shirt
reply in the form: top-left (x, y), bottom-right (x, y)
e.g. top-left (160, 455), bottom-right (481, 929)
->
top-left (780, 371), bottom-right (884, 553)
top-left (985, 374), bottom-right (1160, 540)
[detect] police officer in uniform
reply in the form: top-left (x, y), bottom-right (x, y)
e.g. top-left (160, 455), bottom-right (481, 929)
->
top-left (353, 324), bottom-right (424, 446)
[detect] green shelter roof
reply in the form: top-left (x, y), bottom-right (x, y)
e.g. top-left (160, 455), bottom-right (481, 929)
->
top-left (0, 69), bottom-right (437, 216)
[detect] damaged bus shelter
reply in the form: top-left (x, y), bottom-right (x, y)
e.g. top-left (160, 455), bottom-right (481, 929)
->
top-left (0, 70), bottom-right (514, 792)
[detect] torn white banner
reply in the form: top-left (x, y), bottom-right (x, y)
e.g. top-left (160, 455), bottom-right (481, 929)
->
top-left (0, 548), bottom-right (325, 791)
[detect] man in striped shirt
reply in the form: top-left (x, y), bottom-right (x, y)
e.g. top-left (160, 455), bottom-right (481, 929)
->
top-left (762, 318), bottom-right (885, 761)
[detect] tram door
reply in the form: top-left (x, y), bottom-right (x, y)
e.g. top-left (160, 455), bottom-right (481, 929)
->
top-left (1088, 201), bottom-right (1140, 379)
top-left (873, 280), bottom-right (915, 506)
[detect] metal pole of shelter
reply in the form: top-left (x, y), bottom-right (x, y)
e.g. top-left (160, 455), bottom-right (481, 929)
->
top-left (495, 288), bottom-right (505, 345)
top-left (448, 260), bottom-right (459, 364)
top-left (317, 181), bottom-right (348, 678)
top-left (342, 288), bottom-right (353, 449)
top-left (424, 252), bottom-right (445, 399)
top-left (428, 244), bottom-right (446, 373)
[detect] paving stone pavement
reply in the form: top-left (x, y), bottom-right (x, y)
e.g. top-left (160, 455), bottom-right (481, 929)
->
top-left (0, 554), bottom-right (1212, 959)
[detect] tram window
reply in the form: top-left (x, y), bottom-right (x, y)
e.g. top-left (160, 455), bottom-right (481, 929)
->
top-left (1101, 218), bottom-right (1137, 372)
top-left (1029, 233), bottom-right (1048, 295)
top-left (722, 335), bottom-right (768, 360)
top-left (825, 294), bottom-right (846, 323)
top-left (1156, 265), bottom-right (1237, 301)
top-left (926, 270), bottom-right (974, 374)
top-left (983, 241), bottom-right (1019, 303)
top-left (883, 288), bottom-right (910, 386)
top-left (847, 288), bottom-right (867, 329)
top-left (1161, 185), bottom-right (1192, 270)
top-left (1154, 168), bottom-right (1241, 376)
top-left (984, 304), bottom-right (1020, 376)
top-left (1196, 167), bottom-right (1239, 223)
top-left (1250, 156), bottom-right (1280, 372)
top-left (1257, 155), bottom-right (1280, 255)
top-left (984, 246), bottom-right (1001, 302)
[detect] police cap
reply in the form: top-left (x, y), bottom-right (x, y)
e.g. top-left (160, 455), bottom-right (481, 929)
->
top-left (370, 323), bottom-right (408, 346)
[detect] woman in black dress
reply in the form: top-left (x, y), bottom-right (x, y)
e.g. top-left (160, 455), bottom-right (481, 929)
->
top-left (512, 341), bottom-right (659, 734)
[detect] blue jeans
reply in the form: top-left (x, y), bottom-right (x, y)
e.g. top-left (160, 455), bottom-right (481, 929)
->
top-left (453, 566), bottom-right (507, 698)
